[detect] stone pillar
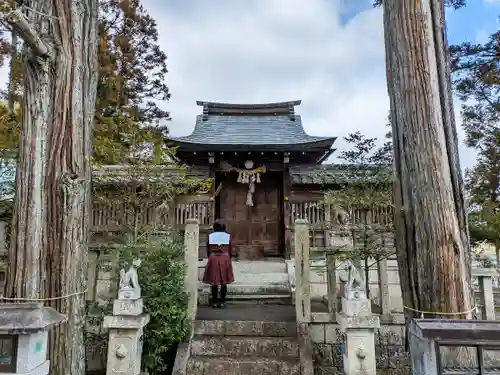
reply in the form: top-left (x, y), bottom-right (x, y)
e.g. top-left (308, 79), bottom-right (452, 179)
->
top-left (294, 219), bottom-right (311, 323)
top-left (337, 283), bottom-right (380, 375)
top-left (326, 253), bottom-right (337, 314)
top-left (472, 268), bottom-right (499, 320)
top-left (184, 218), bottom-right (199, 322)
top-left (104, 262), bottom-right (150, 375)
top-left (377, 257), bottom-right (391, 319)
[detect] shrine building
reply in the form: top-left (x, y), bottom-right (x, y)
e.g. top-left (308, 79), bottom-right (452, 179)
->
top-left (169, 100), bottom-right (362, 261)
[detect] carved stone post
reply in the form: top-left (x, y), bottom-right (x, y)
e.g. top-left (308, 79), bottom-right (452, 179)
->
top-left (377, 257), bottom-right (391, 319)
top-left (472, 268), bottom-right (499, 320)
top-left (326, 253), bottom-right (337, 314)
top-left (295, 219), bottom-right (311, 323)
top-left (337, 278), bottom-right (380, 375)
top-left (104, 262), bottom-right (149, 375)
top-left (184, 218), bottom-right (199, 322)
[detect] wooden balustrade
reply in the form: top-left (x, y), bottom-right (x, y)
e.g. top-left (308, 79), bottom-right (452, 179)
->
top-left (289, 200), bottom-right (393, 228)
top-left (289, 200), bottom-right (394, 254)
top-left (91, 198), bottom-right (213, 231)
top-left (175, 201), bottom-right (212, 227)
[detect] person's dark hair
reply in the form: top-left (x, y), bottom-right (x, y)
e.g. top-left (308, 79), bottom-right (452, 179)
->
top-left (213, 219), bottom-right (226, 232)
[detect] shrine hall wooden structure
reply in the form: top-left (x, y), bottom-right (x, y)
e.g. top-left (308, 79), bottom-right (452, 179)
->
top-left (169, 100), bottom-right (335, 260)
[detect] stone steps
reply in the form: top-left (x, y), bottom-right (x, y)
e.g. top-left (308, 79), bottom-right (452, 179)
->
top-left (187, 355), bottom-right (300, 375)
top-left (194, 316), bottom-right (297, 335)
top-left (199, 283), bottom-right (290, 296)
top-left (185, 261), bottom-right (298, 375)
top-left (198, 260), bottom-right (288, 279)
top-left (187, 318), bottom-right (300, 375)
top-left (190, 335), bottom-right (299, 357)
top-left (198, 261), bottom-right (292, 305)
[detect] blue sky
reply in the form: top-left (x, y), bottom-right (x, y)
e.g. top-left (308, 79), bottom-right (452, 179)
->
top-left (447, 1), bottom-right (499, 44)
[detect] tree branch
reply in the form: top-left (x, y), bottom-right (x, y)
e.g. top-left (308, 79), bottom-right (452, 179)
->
top-left (4, 8), bottom-right (50, 58)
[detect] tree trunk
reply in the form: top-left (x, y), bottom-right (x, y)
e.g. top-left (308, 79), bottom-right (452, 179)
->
top-left (5, 1), bottom-right (99, 375)
top-left (383, 0), bottom-right (472, 321)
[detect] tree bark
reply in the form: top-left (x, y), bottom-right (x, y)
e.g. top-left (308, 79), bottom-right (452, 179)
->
top-left (383, 0), bottom-right (472, 321)
top-left (5, 1), bottom-right (99, 375)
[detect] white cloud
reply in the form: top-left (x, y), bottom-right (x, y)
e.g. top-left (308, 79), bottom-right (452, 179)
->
top-left (143, 0), bottom-right (475, 168)
top-left (0, 0), bottom-right (476, 169)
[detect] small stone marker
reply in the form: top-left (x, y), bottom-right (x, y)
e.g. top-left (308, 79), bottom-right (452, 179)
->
top-left (0, 302), bottom-right (66, 375)
top-left (104, 260), bottom-right (149, 375)
top-left (336, 263), bottom-right (379, 375)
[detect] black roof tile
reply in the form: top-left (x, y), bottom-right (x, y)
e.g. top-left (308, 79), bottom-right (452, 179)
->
top-left (170, 101), bottom-right (336, 148)
top-left (290, 164), bottom-right (392, 185)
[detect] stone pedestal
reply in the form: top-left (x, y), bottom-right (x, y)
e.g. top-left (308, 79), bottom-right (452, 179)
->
top-left (337, 288), bottom-right (380, 375)
top-left (472, 267), bottom-right (499, 320)
top-left (103, 298), bottom-right (150, 375)
top-left (0, 303), bottom-right (66, 375)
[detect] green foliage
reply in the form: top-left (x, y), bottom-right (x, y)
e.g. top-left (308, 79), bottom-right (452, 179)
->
top-left (0, 0), bottom-right (171, 164)
top-left (95, 0), bottom-right (171, 163)
top-left (468, 205), bottom-right (500, 246)
top-left (118, 235), bottom-right (189, 374)
top-left (323, 132), bottom-right (395, 293)
top-left (451, 29), bottom-right (499, 247)
top-left (451, 31), bottom-right (500, 144)
top-left (325, 131), bottom-right (393, 210)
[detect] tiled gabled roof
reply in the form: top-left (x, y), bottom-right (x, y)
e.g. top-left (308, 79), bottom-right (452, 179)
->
top-left (170, 101), bottom-right (336, 148)
top-left (290, 164), bottom-right (392, 185)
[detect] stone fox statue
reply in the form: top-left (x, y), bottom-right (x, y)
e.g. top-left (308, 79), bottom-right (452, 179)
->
top-left (118, 259), bottom-right (141, 299)
top-left (344, 260), bottom-right (365, 290)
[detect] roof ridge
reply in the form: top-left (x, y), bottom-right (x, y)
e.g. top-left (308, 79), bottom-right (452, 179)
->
top-left (196, 100), bottom-right (301, 109)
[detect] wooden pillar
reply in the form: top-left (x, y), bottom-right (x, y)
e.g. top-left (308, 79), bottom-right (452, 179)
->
top-left (283, 154), bottom-right (292, 259)
top-left (208, 152), bottom-right (216, 225)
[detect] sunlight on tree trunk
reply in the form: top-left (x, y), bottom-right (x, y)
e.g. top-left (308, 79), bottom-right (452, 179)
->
top-left (4, 1), bottom-right (99, 375)
top-left (383, 0), bottom-right (472, 320)
top-left (384, 1), bottom-right (475, 366)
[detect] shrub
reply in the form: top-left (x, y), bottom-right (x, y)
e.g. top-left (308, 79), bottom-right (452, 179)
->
top-left (119, 233), bottom-right (189, 374)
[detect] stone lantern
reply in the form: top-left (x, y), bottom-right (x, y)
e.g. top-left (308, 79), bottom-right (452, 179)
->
top-left (0, 303), bottom-right (66, 375)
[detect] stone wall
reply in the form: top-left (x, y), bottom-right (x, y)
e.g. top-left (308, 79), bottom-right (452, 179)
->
top-left (310, 317), bottom-right (411, 375)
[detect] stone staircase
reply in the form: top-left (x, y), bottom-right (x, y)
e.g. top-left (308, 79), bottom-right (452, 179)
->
top-left (187, 307), bottom-right (300, 375)
top-left (180, 260), bottom-right (303, 375)
top-left (198, 260), bottom-right (292, 304)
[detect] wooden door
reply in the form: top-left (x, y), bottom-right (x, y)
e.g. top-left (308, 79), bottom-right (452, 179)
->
top-left (219, 179), bottom-right (251, 257)
top-left (218, 172), bottom-right (282, 260)
top-left (251, 174), bottom-right (280, 257)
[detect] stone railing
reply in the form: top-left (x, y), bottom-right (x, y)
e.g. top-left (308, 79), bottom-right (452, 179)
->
top-left (293, 220), bottom-right (500, 322)
top-left (171, 219), bottom-right (200, 375)
top-left (183, 219), bottom-right (200, 323)
top-left (294, 219), bottom-right (311, 323)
